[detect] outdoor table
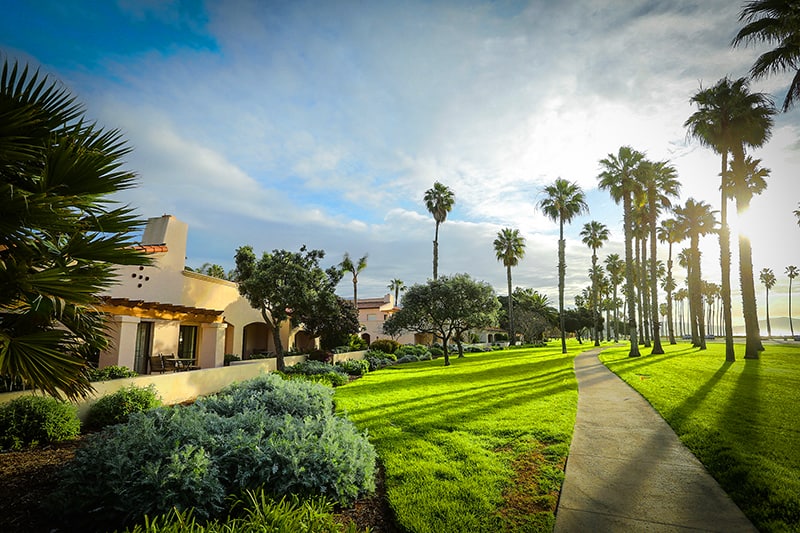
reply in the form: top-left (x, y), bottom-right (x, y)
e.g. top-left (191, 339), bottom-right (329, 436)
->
top-left (173, 358), bottom-right (200, 371)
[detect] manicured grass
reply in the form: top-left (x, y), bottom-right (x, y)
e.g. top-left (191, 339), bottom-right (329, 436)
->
top-left (600, 341), bottom-right (800, 532)
top-left (335, 342), bottom-right (585, 532)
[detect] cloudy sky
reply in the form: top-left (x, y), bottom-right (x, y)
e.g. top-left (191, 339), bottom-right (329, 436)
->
top-left (3, 0), bottom-right (799, 332)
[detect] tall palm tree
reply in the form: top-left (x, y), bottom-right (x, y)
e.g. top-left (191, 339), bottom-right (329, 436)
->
top-left (424, 182), bottom-right (455, 280)
top-left (674, 286), bottom-right (689, 338)
top-left (733, 0), bottom-right (800, 111)
top-left (685, 76), bottom-right (774, 362)
top-left (538, 178), bottom-right (589, 354)
top-left (636, 160), bottom-right (681, 354)
top-left (494, 228), bottom-right (526, 345)
top-left (387, 278), bottom-right (405, 306)
top-left (795, 202), bottom-right (800, 226)
top-left (604, 253), bottom-right (624, 342)
top-left (658, 218), bottom-right (683, 344)
top-left (598, 146), bottom-right (645, 357)
top-left (340, 252), bottom-right (368, 309)
top-left (759, 267), bottom-right (776, 338)
top-left (788, 265), bottom-right (799, 337)
top-left (726, 156), bottom-right (771, 357)
top-left (580, 221), bottom-right (610, 346)
top-left (674, 199), bottom-right (717, 350)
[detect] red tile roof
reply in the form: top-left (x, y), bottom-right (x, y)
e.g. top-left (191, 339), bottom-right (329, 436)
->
top-left (132, 244), bottom-right (168, 254)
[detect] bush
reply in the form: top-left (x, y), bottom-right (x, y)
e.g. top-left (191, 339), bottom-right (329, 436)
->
top-left (0, 395), bottom-right (80, 450)
top-left (364, 352), bottom-right (396, 371)
top-left (308, 349), bottom-right (333, 363)
top-left (87, 365), bottom-right (139, 382)
top-left (348, 335), bottom-right (368, 351)
top-left (224, 354), bottom-right (241, 366)
top-left (429, 346), bottom-right (444, 358)
top-left (52, 375), bottom-right (376, 531)
top-left (396, 354), bottom-right (419, 364)
top-left (365, 349), bottom-right (396, 361)
top-left (248, 352), bottom-right (273, 360)
top-left (85, 385), bottom-right (162, 430)
top-left (395, 344), bottom-right (431, 359)
top-left (369, 339), bottom-right (400, 354)
top-left (336, 359), bottom-right (370, 376)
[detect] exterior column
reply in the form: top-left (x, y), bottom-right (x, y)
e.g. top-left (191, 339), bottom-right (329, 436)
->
top-left (199, 322), bottom-right (227, 369)
top-left (99, 315), bottom-right (141, 369)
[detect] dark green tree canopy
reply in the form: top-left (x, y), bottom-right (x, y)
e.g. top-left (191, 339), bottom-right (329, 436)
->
top-left (300, 296), bottom-right (359, 351)
top-left (1, 61), bottom-right (149, 399)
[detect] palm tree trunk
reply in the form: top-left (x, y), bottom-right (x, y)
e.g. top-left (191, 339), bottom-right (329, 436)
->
top-left (738, 230), bottom-right (762, 358)
top-left (623, 193), bottom-right (640, 357)
top-left (592, 252), bottom-right (600, 347)
top-left (507, 264), bottom-right (514, 344)
top-left (433, 222), bottom-right (440, 280)
top-left (790, 278), bottom-right (795, 337)
top-left (692, 242), bottom-right (707, 350)
top-left (558, 220), bottom-right (567, 354)
top-left (613, 284), bottom-right (619, 342)
top-left (666, 244), bottom-right (676, 344)
top-left (649, 212), bottom-right (664, 354)
top-left (719, 153), bottom-right (736, 361)
top-left (765, 288), bottom-right (771, 338)
top-left (353, 279), bottom-right (358, 310)
top-left (635, 235), bottom-right (645, 345)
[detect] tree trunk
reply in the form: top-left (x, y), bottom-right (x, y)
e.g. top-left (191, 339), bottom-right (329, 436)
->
top-left (442, 331), bottom-right (451, 366)
top-left (507, 265), bottom-right (514, 344)
top-left (592, 252), bottom-right (600, 347)
top-left (666, 243), bottom-right (676, 344)
top-left (559, 220), bottom-right (567, 354)
top-left (719, 153), bottom-right (736, 361)
top-left (623, 192), bottom-right (640, 357)
top-left (765, 288), bottom-right (771, 338)
top-left (739, 228), bottom-right (762, 358)
top-left (433, 222), bottom-right (440, 280)
top-left (691, 240), bottom-right (707, 350)
top-left (649, 206), bottom-right (664, 354)
top-left (353, 278), bottom-right (358, 310)
top-left (262, 310), bottom-right (285, 371)
top-left (790, 278), bottom-right (795, 337)
top-left (613, 284), bottom-right (619, 342)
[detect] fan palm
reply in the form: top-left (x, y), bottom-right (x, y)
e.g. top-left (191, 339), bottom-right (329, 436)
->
top-left (424, 182), bottom-right (455, 280)
top-left (726, 156), bottom-right (771, 357)
top-left (538, 178), bottom-right (589, 353)
top-left (733, 0), bottom-right (800, 111)
top-left (387, 278), bottom-right (405, 306)
top-left (580, 221), bottom-right (609, 346)
top-left (340, 252), bottom-right (368, 309)
top-left (685, 76), bottom-right (774, 361)
top-left (759, 268), bottom-right (776, 338)
top-left (674, 199), bottom-right (718, 350)
top-left (598, 146), bottom-right (645, 357)
top-left (1, 60), bottom-right (149, 399)
top-left (788, 265), bottom-right (799, 337)
top-left (493, 228), bottom-right (526, 344)
top-left (657, 218), bottom-right (683, 344)
top-left (604, 253), bottom-right (624, 342)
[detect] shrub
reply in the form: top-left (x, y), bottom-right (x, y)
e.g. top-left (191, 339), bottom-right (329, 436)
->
top-left (429, 346), bottom-right (444, 358)
top-left (85, 385), bottom-right (162, 430)
top-left (396, 354), bottom-right (419, 364)
top-left (369, 339), bottom-right (399, 354)
top-left (52, 375), bottom-right (376, 531)
top-left (336, 359), bottom-right (370, 376)
top-left (224, 354), bottom-right (241, 366)
top-left (285, 360), bottom-right (347, 376)
top-left (365, 348), bottom-right (396, 361)
top-left (308, 349), bottom-right (333, 363)
top-left (395, 344), bottom-right (431, 359)
top-left (348, 335), bottom-right (368, 351)
top-left (87, 365), bottom-right (139, 382)
top-left (0, 395), bottom-right (80, 450)
top-left (364, 352), bottom-right (395, 371)
top-left (248, 352), bottom-right (273, 360)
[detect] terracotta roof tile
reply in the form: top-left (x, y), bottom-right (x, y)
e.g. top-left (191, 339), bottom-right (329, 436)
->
top-left (131, 244), bottom-right (168, 254)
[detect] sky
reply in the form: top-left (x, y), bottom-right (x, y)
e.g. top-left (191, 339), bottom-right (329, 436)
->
top-left (2, 0), bottom-right (799, 333)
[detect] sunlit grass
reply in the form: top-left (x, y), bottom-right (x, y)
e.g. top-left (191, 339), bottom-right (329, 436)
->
top-left (600, 341), bottom-right (800, 532)
top-left (334, 341), bottom-right (586, 532)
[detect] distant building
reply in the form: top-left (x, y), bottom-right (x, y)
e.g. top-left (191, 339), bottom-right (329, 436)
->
top-left (97, 215), bottom-right (314, 373)
top-left (355, 293), bottom-right (428, 346)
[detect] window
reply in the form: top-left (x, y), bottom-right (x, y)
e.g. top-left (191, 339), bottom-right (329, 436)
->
top-left (134, 322), bottom-right (153, 374)
top-left (367, 314), bottom-right (377, 321)
top-left (178, 325), bottom-right (198, 359)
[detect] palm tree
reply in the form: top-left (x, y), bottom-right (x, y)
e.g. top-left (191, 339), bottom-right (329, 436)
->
top-left (733, 0), bottom-right (800, 111)
top-left (795, 202), bottom-right (800, 226)
top-left (598, 146), bottom-right (645, 357)
top-left (424, 182), bottom-right (455, 280)
top-left (636, 160), bottom-right (681, 354)
top-left (340, 253), bottom-right (368, 309)
top-left (726, 156), bottom-right (772, 357)
top-left (759, 268), bottom-right (776, 338)
top-left (674, 199), bottom-right (717, 350)
top-left (494, 228), bottom-right (526, 345)
top-left (538, 178), bottom-right (589, 353)
top-left (388, 278), bottom-right (405, 306)
top-left (788, 265), bottom-right (799, 337)
top-left (658, 218), bottom-right (683, 344)
top-left (685, 76), bottom-right (774, 362)
top-left (674, 286), bottom-right (689, 338)
top-left (604, 253), bottom-right (624, 342)
top-left (580, 221), bottom-right (610, 346)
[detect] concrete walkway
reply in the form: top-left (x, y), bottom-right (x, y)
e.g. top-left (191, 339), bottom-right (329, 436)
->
top-left (554, 347), bottom-right (756, 532)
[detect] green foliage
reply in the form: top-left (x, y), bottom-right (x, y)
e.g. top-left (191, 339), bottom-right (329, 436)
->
top-left (364, 352), bottom-right (395, 371)
top-left (0, 395), bottom-right (80, 450)
top-left (122, 491), bottom-right (365, 533)
top-left (601, 342), bottom-right (800, 532)
top-left (395, 344), bottom-right (430, 358)
top-left (223, 354), bottom-right (241, 366)
top-left (282, 360), bottom-right (349, 387)
top-left (85, 384), bottom-right (161, 430)
top-left (0, 60), bottom-right (150, 400)
top-left (53, 374), bottom-right (375, 531)
top-left (348, 335), bottom-right (368, 351)
top-left (335, 359), bottom-right (370, 376)
top-left (335, 341), bottom-right (583, 532)
top-left (87, 365), bottom-right (139, 382)
top-left (428, 346), bottom-right (444, 358)
top-left (305, 297), bottom-right (360, 351)
top-left (369, 338), bottom-right (399, 354)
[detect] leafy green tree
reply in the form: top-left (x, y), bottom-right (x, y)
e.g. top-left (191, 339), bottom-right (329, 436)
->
top-left (493, 228), bottom-right (526, 344)
top-left (301, 296), bottom-right (359, 351)
top-left (733, 0), bottom-right (800, 111)
top-left (598, 146), bottom-right (645, 357)
top-left (1, 61), bottom-right (149, 400)
top-left (233, 245), bottom-right (341, 371)
top-left (387, 278), bottom-right (405, 306)
top-left (788, 265), bottom-right (799, 337)
top-left (383, 274), bottom-right (497, 365)
top-left (657, 218), bottom-right (682, 344)
top-left (685, 76), bottom-right (774, 362)
top-left (340, 252), bottom-right (368, 308)
top-left (726, 156), bottom-right (771, 357)
top-left (759, 268), bottom-right (776, 338)
top-left (580, 221), bottom-right (609, 347)
top-left (424, 181), bottom-right (455, 280)
top-left (538, 178), bottom-right (588, 354)
top-left (194, 262), bottom-right (228, 279)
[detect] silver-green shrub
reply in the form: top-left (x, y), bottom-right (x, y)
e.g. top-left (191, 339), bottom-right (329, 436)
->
top-left (85, 384), bottom-right (161, 430)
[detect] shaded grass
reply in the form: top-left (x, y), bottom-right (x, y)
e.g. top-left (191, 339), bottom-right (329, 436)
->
top-left (334, 341), bottom-right (587, 532)
top-left (600, 341), bottom-right (800, 532)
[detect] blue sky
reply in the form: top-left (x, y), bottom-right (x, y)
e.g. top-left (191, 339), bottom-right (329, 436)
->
top-left (3, 0), bottom-right (799, 331)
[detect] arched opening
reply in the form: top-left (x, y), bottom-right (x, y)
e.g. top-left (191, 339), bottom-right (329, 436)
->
top-left (293, 330), bottom-right (316, 353)
top-left (361, 332), bottom-right (371, 345)
top-left (242, 321), bottom-right (273, 359)
top-left (224, 322), bottom-right (234, 355)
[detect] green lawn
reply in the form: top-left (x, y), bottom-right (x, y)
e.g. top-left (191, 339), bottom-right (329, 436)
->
top-left (334, 342), bottom-right (585, 532)
top-left (600, 341), bottom-right (800, 532)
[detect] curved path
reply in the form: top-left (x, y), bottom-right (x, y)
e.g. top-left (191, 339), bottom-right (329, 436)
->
top-left (554, 347), bottom-right (756, 532)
